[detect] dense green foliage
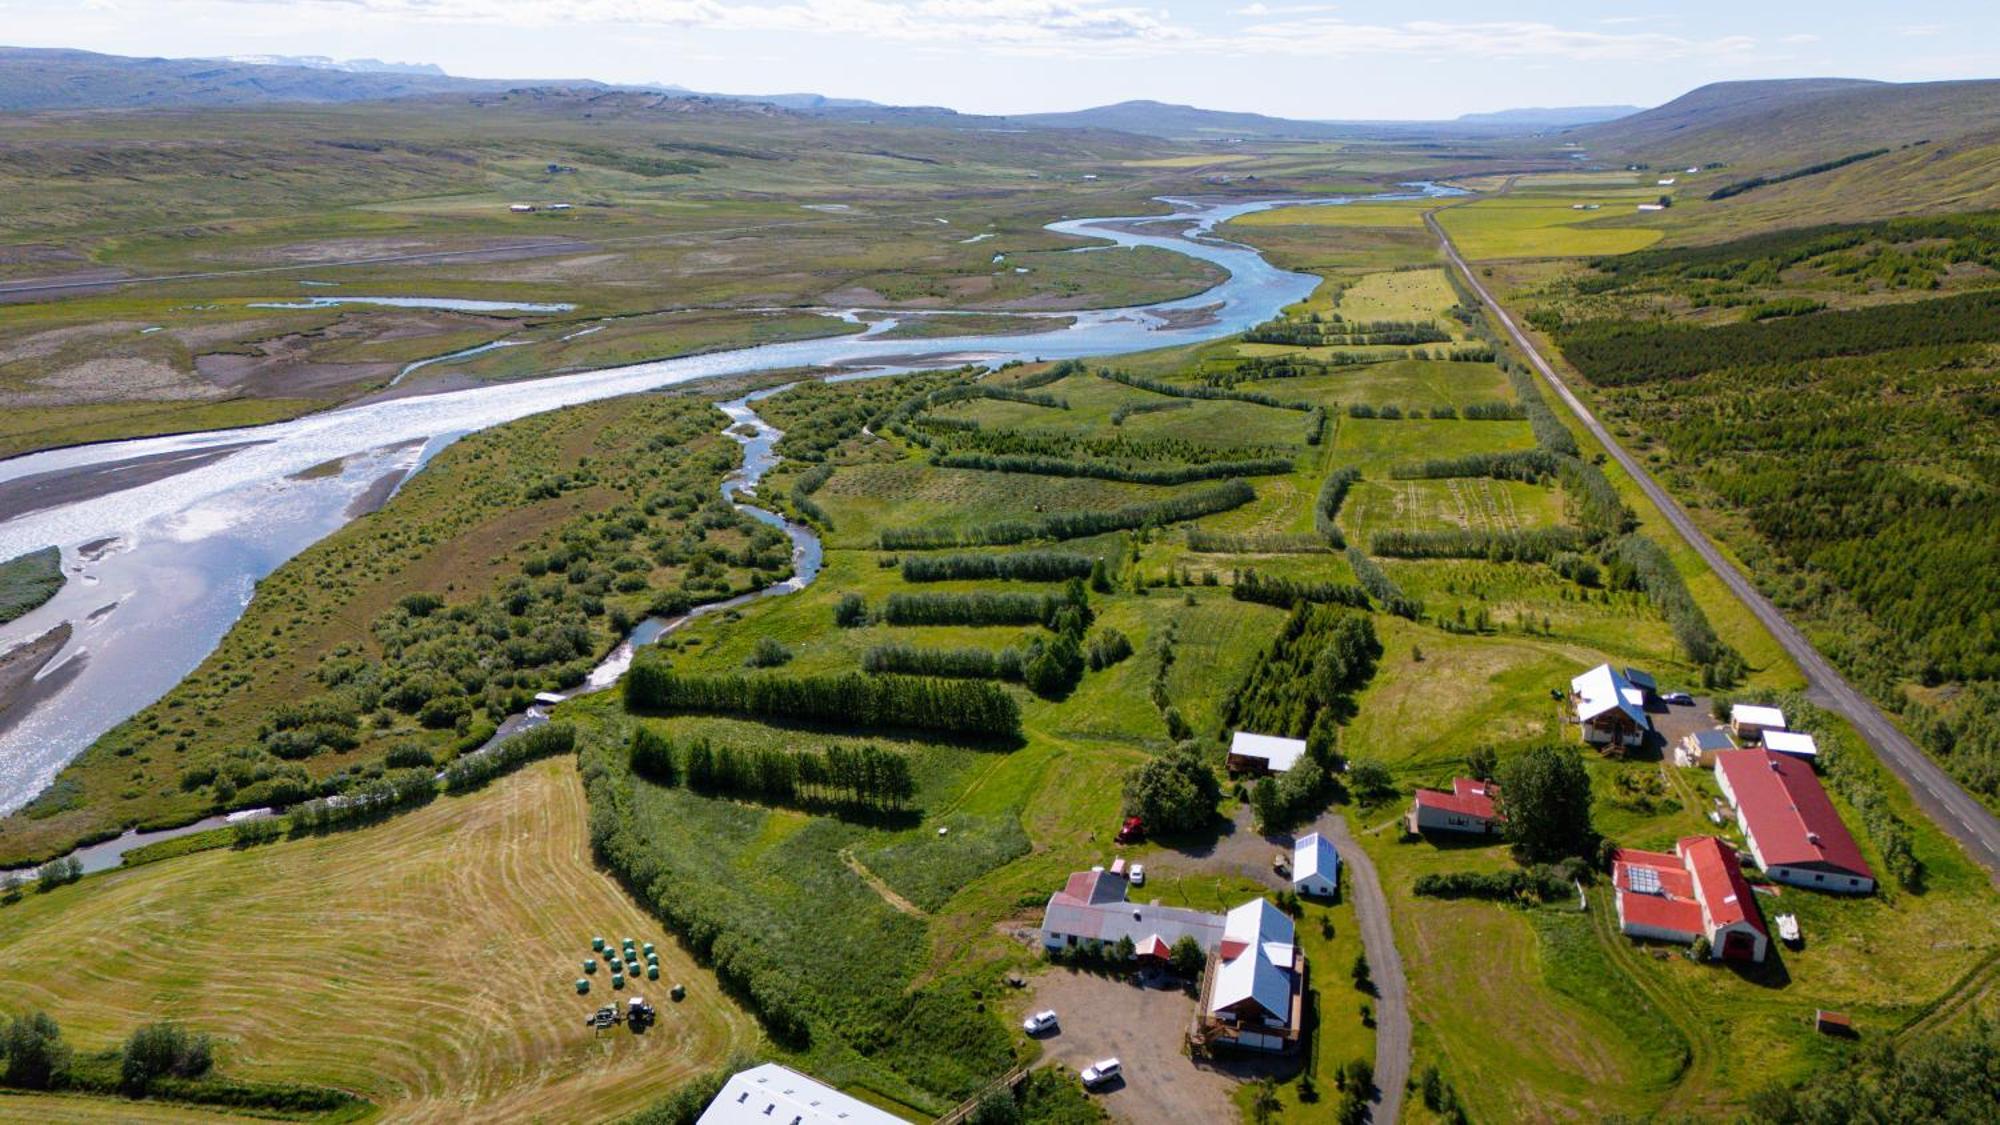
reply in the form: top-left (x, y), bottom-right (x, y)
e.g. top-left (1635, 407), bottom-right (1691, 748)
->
top-left (877, 480), bottom-right (1256, 549)
top-left (1370, 526), bottom-right (1586, 562)
top-left (626, 663), bottom-right (1021, 738)
top-left (121, 1022), bottom-right (213, 1094)
top-left (0, 546), bottom-right (63, 625)
top-left (439, 723), bottom-right (577, 795)
top-left (1226, 604), bottom-right (1381, 739)
top-left (1558, 290), bottom-right (2000, 386)
top-left (863, 643), bottom-right (1024, 681)
top-left (1412, 861), bottom-right (1582, 902)
top-left (900, 550), bottom-right (1096, 583)
top-left (1232, 569), bottom-right (1371, 611)
top-left (1496, 745), bottom-right (1595, 863)
top-left (1314, 467), bottom-right (1359, 546)
top-left (1095, 367), bottom-right (1311, 411)
top-left (1122, 741), bottom-right (1224, 835)
top-left (879, 588), bottom-right (1087, 629)
top-left (2, 1011), bottom-right (68, 1089)
top-left (632, 728), bottom-right (916, 811)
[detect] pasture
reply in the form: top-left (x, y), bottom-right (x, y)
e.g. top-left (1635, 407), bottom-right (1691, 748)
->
top-left (0, 759), bottom-right (760, 1122)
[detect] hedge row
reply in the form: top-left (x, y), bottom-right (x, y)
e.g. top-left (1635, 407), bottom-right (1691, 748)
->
top-left (877, 480), bottom-right (1255, 550)
top-left (1346, 547), bottom-right (1422, 620)
top-left (899, 550), bottom-right (1096, 583)
top-left (626, 665), bottom-right (1021, 738)
top-left (1232, 568), bottom-right (1370, 611)
top-left (1370, 526), bottom-right (1586, 562)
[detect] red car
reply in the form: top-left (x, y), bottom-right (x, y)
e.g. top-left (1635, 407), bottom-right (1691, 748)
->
top-left (1115, 816), bottom-right (1144, 844)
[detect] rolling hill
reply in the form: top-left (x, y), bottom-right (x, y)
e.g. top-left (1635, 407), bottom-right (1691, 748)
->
top-left (1455, 105), bottom-right (1642, 127)
top-left (1009, 99), bottom-right (1354, 140)
top-left (0, 46), bottom-right (552, 109)
top-left (1569, 77), bottom-right (2000, 167)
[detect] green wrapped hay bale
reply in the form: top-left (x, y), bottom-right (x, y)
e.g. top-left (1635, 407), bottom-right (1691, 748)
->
top-left (575, 978), bottom-right (590, 994)
top-left (611, 972), bottom-right (624, 989)
top-left (646, 963), bottom-right (659, 980)
top-left (670, 983), bottom-right (686, 1001)
top-left (583, 959), bottom-right (597, 973)
top-left (642, 942), bottom-right (655, 956)
top-left (592, 937), bottom-right (605, 952)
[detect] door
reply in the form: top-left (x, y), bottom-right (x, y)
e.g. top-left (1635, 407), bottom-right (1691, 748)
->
top-left (1721, 929), bottom-right (1757, 962)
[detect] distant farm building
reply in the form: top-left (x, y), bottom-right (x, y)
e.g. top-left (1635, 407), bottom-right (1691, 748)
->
top-left (1197, 898), bottom-right (1304, 1053)
top-left (1572, 664), bottom-right (1653, 752)
top-left (1039, 865), bottom-right (1225, 955)
top-left (1636, 203), bottom-right (1667, 212)
top-left (509, 202), bottom-right (537, 212)
top-left (696, 1063), bottom-right (903, 1125)
top-left (1291, 832), bottom-right (1339, 897)
top-left (1228, 731), bottom-right (1307, 775)
top-left (1612, 836), bottom-right (1769, 962)
top-left (1715, 751), bottom-right (1875, 893)
top-left (1676, 728), bottom-right (1738, 769)
top-left (1406, 777), bottom-right (1502, 836)
top-left (1730, 704), bottom-right (1786, 743)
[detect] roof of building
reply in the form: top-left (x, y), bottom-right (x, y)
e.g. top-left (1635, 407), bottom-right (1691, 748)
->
top-left (1732, 703), bottom-right (1786, 728)
top-left (1612, 848), bottom-right (1704, 935)
top-left (697, 1063), bottom-right (906, 1125)
top-left (1211, 899), bottom-right (1298, 1021)
top-left (1762, 730), bottom-right (1819, 758)
top-left (1043, 867), bottom-right (1227, 951)
top-left (1716, 751), bottom-right (1871, 879)
top-left (1229, 731), bottom-right (1307, 772)
top-left (1678, 835), bottom-right (1766, 935)
top-left (1573, 664), bottom-right (1651, 729)
top-left (1412, 777), bottom-right (1501, 820)
top-left (1293, 833), bottom-right (1339, 884)
top-left (1689, 729), bottom-right (1739, 752)
top-left (1623, 667), bottom-right (1658, 693)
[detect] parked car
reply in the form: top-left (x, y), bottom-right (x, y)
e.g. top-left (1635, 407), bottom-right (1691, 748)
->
top-left (1022, 1009), bottom-right (1059, 1035)
top-left (1129, 863), bottom-right (1146, 886)
top-left (1115, 816), bottom-right (1144, 844)
top-left (1664, 691), bottom-right (1694, 705)
top-left (1272, 852), bottom-right (1290, 875)
top-left (1080, 1058), bottom-right (1122, 1088)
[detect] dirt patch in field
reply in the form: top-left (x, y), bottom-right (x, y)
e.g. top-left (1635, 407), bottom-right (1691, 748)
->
top-left (12, 356), bottom-right (227, 406)
top-left (0, 323), bottom-right (150, 366)
top-left (193, 310), bottom-right (514, 397)
top-left (195, 353), bottom-right (398, 397)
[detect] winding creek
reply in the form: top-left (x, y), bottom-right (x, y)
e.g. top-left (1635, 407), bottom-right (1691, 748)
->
top-left (0, 186), bottom-right (1457, 845)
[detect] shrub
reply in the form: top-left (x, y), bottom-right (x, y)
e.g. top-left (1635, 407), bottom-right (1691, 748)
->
top-left (744, 636), bottom-right (793, 668)
top-left (1123, 742), bottom-right (1222, 835)
top-left (2, 1011), bottom-right (69, 1090)
top-left (833, 592), bottom-right (868, 627)
top-left (121, 1022), bottom-right (213, 1094)
top-left (1085, 628), bottom-right (1133, 671)
top-left (441, 723), bottom-right (576, 794)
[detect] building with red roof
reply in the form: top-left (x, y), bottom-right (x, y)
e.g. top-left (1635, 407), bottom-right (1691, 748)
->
top-left (1406, 777), bottom-right (1502, 836)
top-left (1612, 837), bottom-right (1768, 962)
top-left (1714, 750), bottom-right (1875, 894)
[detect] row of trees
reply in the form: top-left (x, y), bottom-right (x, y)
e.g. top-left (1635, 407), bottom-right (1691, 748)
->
top-left (439, 723), bottom-right (577, 794)
top-left (626, 664), bottom-right (1021, 738)
top-left (862, 643), bottom-right (1023, 681)
top-left (898, 550), bottom-right (1095, 583)
top-left (1231, 569), bottom-right (1371, 611)
top-left (1226, 604), bottom-right (1381, 739)
top-left (878, 589), bottom-right (1084, 629)
top-left (1345, 547), bottom-right (1422, 620)
top-left (1706, 148), bottom-right (1889, 200)
top-left (1370, 526), bottom-right (1586, 563)
top-left (877, 480), bottom-right (1256, 550)
top-left (911, 422), bottom-right (1286, 467)
top-left (1095, 367), bottom-right (1311, 412)
top-left (1314, 467), bottom-right (1360, 546)
top-left (629, 728), bottom-right (917, 810)
top-left (930, 450), bottom-right (1293, 486)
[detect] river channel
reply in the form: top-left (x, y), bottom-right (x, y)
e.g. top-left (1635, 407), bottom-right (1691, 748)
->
top-left (0, 185), bottom-right (1457, 820)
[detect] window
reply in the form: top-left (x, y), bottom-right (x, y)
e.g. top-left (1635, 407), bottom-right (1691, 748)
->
top-left (1814, 873), bottom-right (1824, 883)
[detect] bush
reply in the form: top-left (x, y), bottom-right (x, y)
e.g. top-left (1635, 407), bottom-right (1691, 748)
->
top-left (121, 1022), bottom-right (213, 1093)
top-left (1085, 628), bottom-right (1133, 671)
top-left (441, 723), bottom-right (576, 794)
top-left (863, 643), bottom-right (1024, 681)
top-left (833, 592), bottom-right (868, 627)
top-left (744, 637), bottom-right (793, 668)
top-left (630, 727), bottom-right (678, 784)
top-left (1498, 744), bottom-right (1596, 862)
top-left (35, 855), bottom-right (81, 892)
top-left (2, 1011), bottom-right (69, 1090)
top-left (900, 550), bottom-right (1096, 583)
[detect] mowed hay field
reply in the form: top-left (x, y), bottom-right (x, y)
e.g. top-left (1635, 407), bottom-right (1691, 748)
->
top-left (1436, 196), bottom-right (1666, 259)
top-left (0, 760), bottom-right (760, 1123)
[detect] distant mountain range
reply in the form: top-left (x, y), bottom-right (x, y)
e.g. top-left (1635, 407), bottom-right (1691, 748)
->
top-left (1455, 105), bottom-right (1641, 127)
top-left (221, 55), bottom-right (447, 76)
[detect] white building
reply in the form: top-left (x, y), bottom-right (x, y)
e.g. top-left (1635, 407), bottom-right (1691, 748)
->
top-left (1292, 832), bottom-right (1339, 898)
top-left (1201, 899), bottom-right (1304, 1052)
top-left (1039, 866), bottom-right (1224, 955)
top-left (697, 1063), bottom-right (907, 1124)
top-left (1730, 704), bottom-right (1787, 744)
top-left (1228, 731), bottom-right (1307, 775)
top-left (1762, 729), bottom-right (1819, 763)
top-left (1572, 664), bottom-right (1652, 751)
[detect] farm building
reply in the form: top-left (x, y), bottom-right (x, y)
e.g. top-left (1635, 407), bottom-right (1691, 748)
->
top-left (1292, 832), bottom-right (1339, 897)
top-left (508, 202), bottom-right (536, 212)
top-left (1572, 664), bottom-right (1653, 752)
top-left (1715, 750), bottom-right (1875, 893)
top-left (1228, 731), bottom-right (1307, 775)
top-left (1730, 703), bottom-right (1786, 743)
top-left (1636, 203), bottom-right (1667, 212)
top-left (1039, 865), bottom-right (1225, 955)
top-left (1612, 836), bottom-right (1769, 963)
top-left (697, 1063), bottom-right (904, 1124)
top-left (1197, 898), bottom-right (1305, 1053)
top-left (1406, 777), bottom-right (1503, 836)
top-left (1762, 729), bottom-right (1819, 763)
top-left (1676, 728), bottom-right (1739, 768)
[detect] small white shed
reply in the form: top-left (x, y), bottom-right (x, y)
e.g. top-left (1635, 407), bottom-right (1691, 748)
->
top-left (1292, 832), bottom-right (1339, 898)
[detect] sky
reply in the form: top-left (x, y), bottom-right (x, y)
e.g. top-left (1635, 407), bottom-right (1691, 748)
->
top-left (6, 1), bottom-right (1996, 118)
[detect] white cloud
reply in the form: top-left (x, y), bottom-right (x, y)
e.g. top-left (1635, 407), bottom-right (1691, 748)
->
top-left (1897, 23), bottom-right (1944, 37)
top-left (1229, 18), bottom-right (1756, 64)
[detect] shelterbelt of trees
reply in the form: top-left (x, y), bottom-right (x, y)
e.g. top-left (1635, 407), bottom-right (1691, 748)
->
top-left (1536, 215), bottom-right (2000, 806)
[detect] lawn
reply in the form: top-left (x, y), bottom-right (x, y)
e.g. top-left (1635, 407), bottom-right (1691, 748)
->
top-left (0, 759), bottom-right (761, 1123)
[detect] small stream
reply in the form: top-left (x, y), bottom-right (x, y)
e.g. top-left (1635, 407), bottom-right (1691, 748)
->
top-left (40, 388), bottom-right (821, 876)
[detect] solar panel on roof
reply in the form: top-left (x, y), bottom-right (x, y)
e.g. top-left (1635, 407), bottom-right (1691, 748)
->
top-left (1628, 866), bottom-right (1661, 895)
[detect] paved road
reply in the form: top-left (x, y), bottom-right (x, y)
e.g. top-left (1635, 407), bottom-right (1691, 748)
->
top-left (1322, 813), bottom-right (1409, 1124)
top-left (1427, 211), bottom-right (2000, 886)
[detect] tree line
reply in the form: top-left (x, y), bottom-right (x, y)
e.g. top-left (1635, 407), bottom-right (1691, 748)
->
top-left (1370, 526), bottom-right (1586, 563)
top-left (878, 588), bottom-right (1086, 629)
top-left (877, 480), bottom-right (1256, 550)
top-left (1314, 467), bottom-right (1360, 547)
top-left (629, 727), bottom-right (916, 811)
top-left (1232, 568), bottom-right (1371, 611)
top-left (899, 550), bottom-right (1096, 583)
top-left (1705, 148), bottom-right (1890, 201)
top-left (1226, 603), bottom-right (1381, 740)
top-left (930, 450), bottom-right (1294, 486)
top-left (1096, 368), bottom-right (1312, 412)
top-left (1346, 547), bottom-right (1422, 620)
top-left (626, 663), bottom-right (1021, 738)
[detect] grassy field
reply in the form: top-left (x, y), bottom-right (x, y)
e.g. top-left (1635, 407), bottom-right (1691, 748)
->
top-left (0, 758), bottom-right (762, 1122)
top-left (0, 547), bottom-right (63, 625)
top-left (1435, 195), bottom-right (1667, 259)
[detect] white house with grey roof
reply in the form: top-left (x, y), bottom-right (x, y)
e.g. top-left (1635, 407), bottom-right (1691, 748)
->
top-left (1572, 663), bottom-right (1653, 752)
top-left (1197, 898), bottom-right (1304, 1053)
top-left (1039, 866), bottom-right (1225, 956)
top-left (697, 1063), bottom-right (906, 1125)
